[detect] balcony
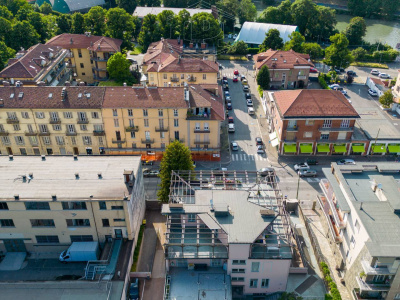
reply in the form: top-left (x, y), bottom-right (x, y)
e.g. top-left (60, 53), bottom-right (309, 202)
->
top-left (186, 111), bottom-right (210, 120)
top-left (93, 130), bottom-right (105, 136)
top-left (170, 77), bottom-right (179, 82)
top-left (6, 118), bottom-right (19, 124)
top-left (77, 118), bottom-right (89, 124)
top-left (170, 138), bottom-right (185, 143)
top-left (155, 126), bottom-right (169, 132)
top-left (286, 126), bottom-right (298, 132)
top-left (25, 131), bottom-right (38, 136)
top-left (187, 76), bottom-right (197, 82)
top-left (92, 66), bottom-right (107, 71)
top-left (91, 57), bottom-right (108, 62)
top-left (298, 75), bottom-right (307, 80)
top-left (66, 60), bottom-right (75, 68)
top-left (316, 195), bottom-right (342, 243)
top-left (0, 131), bottom-right (9, 136)
top-left (352, 289), bottom-right (385, 300)
top-left (361, 260), bottom-right (396, 276)
top-left (66, 51), bottom-right (73, 58)
top-left (355, 276), bottom-right (390, 292)
top-left (141, 138), bottom-right (155, 144)
top-left (320, 179), bottom-right (346, 228)
top-left (194, 128), bottom-right (210, 133)
top-left (38, 132), bottom-right (50, 136)
top-left (194, 140), bottom-right (211, 145)
top-left (49, 118), bottom-right (61, 124)
top-left (112, 139), bottom-right (126, 144)
top-left (319, 126), bottom-right (354, 132)
top-left (125, 126), bottom-right (139, 132)
top-left (66, 131), bottom-right (77, 136)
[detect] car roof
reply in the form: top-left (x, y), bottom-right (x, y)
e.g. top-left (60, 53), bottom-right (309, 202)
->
top-left (229, 123), bottom-right (234, 127)
top-left (232, 142), bottom-right (238, 145)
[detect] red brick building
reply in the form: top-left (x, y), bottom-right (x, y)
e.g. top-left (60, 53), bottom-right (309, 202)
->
top-left (264, 90), bottom-right (370, 155)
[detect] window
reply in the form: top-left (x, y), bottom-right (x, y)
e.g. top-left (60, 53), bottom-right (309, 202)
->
top-left (67, 124), bottom-right (76, 133)
top-left (94, 124), bottom-right (103, 131)
top-left (144, 119), bottom-right (149, 127)
top-left (232, 269), bottom-right (245, 273)
top-left (158, 109), bottom-right (163, 117)
top-left (232, 260), bottom-right (246, 265)
top-left (98, 136), bottom-right (104, 145)
top-left (303, 132), bottom-right (313, 138)
top-left (341, 119), bottom-right (350, 128)
top-left (1, 136), bottom-right (11, 145)
top-left (173, 109), bottom-right (178, 117)
top-left (355, 219), bottom-right (360, 233)
top-left (78, 49), bottom-right (82, 57)
top-left (36, 235), bottom-right (59, 244)
top-left (91, 112), bottom-right (99, 119)
top-left (80, 124), bottom-right (87, 131)
top-left (0, 202), bottom-right (9, 210)
top-left (111, 206), bottom-right (123, 210)
top-left (299, 70), bottom-right (305, 76)
top-left (231, 277), bottom-right (244, 282)
top-left (62, 202), bottom-right (87, 210)
top-left (30, 219), bottom-right (55, 227)
top-left (102, 219), bottom-right (110, 227)
top-left (71, 136), bottom-right (76, 145)
top-left (64, 112), bottom-right (73, 119)
top-left (203, 74), bottom-right (206, 80)
top-left (249, 279), bottom-right (258, 288)
top-left (323, 120), bottom-right (332, 128)
top-left (143, 109), bottom-right (148, 116)
top-left (128, 119), bottom-right (135, 127)
top-left (350, 235), bottom-right (356, 248)
top-left (25, 202), bottom-right (50, 210)
top-left (161, 143), bottom-right (165, 148)
top-left (112, 109), bottom-right (118, 116)
top-left (320, 134), bottom-right (329, 140)
top-left (55, 136), bottom-right (65, 145)
top-left (29, 136), bottom-right (38, 146)
top-left (305, 120), bottom-right (314, 126)
top-left (70, 235), bottom-right (93, 242)
top-left (204, 122), bottom-right (209, 130)
top-left (114, 119), bottom-right (119, 127)
top-left (39, 124), bottom-right (48, 133)
top-left (132, 143), bottom-right (137, 148)
top-left (130, 131), bottom-right (136, 138)
top-left (21, 112), bottom-right (29, 119)
top-left (0, 124), bottom-right (4, 132)
top-left (195, 122), bottom-right (200, 130)
top-left (13, 124), bottom-right (20, 131)
top-left (66, 219), bottom-right (90, 227)
top-left (82, 136), bottom-right (92, 145)
top-left (80, 63), bottom-right (84, 68)
top-left (114, 218), bottom-right (125, 222)
top-left (160, 132), bottom-right (165, 138)
top-left (0, 219), bottom-right (14, 227)
top-left (35, 112), bottom-right (45, 119)
top-left (42, 136), bottom-right (51, 145)
top-left (99, 201), bottom-right (106, 210)
top-left (174, 119), bottom-right (179, 127)
top-left (53, 124), bottom-right (61, 131)
top-left (128, 109), bottom-right (133, 116)
top-left (163, 74), bottom-right (167, 79)
top-left (251, 262), bottom-right (260, 272)
top-left (261, 279), bottom-right (269, 288)
top-left (15, 136), bottom-right (25, 145)
top-left (187, 214), bottom-right (196, 222)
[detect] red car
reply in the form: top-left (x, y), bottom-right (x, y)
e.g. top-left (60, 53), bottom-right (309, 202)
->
top-left (234, 69), bottom-right (239, 75)
top-left (233, 76), bottom-right (238, 82)
top-left (309, 67), bottom-right (318, 73)
top-left (228, 116), bottom-right (234, 123)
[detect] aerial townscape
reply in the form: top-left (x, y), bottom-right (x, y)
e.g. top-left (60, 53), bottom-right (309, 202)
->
top-left (0, 0), bottom-right (400, 300)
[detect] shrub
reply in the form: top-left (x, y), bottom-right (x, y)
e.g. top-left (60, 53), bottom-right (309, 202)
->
top-left (248, 47), bottom-right (260, 54)
top-left (318, 74), bottom-right (330, 89)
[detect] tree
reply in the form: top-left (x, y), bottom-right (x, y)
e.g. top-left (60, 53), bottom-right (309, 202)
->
top-left (278, 292), bottom-right (303, 300)
top-left (291, 0), bottom-right (318, 36)
top-left (71, 13), bottom-right (85, 34)
top-left (84, 6), bottom-right (106, 36)
top-left (259, 29), bottom-right (283, 52)
top-left (157, 10), bottom-right (178, 39)
top-left (177, 9), bottom-right (190, 39)
top-left (106, 8), bottom-right (135, 48)
top-left (27, 12), bottom-right (48, 43)
top-left (116, 0), bottom-right (137, 15)
top-left (284, 31), bottom-right (305, 53)
top-left (157, 140), bottom-right (194, 203)
top-left (0, 41), bottom-right (16, 70)
top-left (379, 90), bottom-right (394, 108)
top-left (344, 17), bottom-right (366, 46)
top-left (0, 17), bottom-right (12, 45)
top-left (324, 33), bottom-right (354, 69)
top-left (16, 5), bottom-right (34, 21)
top-left (9, 20), bottom-right (40, 51)
top-left (138, 14), bottom-right (161, 51)
top-left (381, 0), bottom-right (399, 20)
top-left (257, 65), bottom-right (270, 90)
top-left (238, 0), bottom-right (257, 25)
top-left (312, 6), bottom-right (337, 41)
top-left (0, 0), bottom-right (31, 15)
top-left (0, 6), bottom-right (13, 20)
top-left (351, 47), bottom-right (367, 61)
top-left (139, 0), bottom-right (161, 6)
top-left (39, 2), bottom-right (53, 15)
top-left (227, 41), bottom-right (248, 55)
top-left (257, 0), bottom-right (292, 24)
top-left (217, 0), bottom-right (239, 31)
top-left (262, 0), bottom-right (275, 4)
top-left (107, 52), bottom-right (135, 83)
top-left (56, 14), bottom-right (71, 34)
top-left (302, 42), bottom-right (323, 59)
top-left (191, 12), bottom-right (223, 48)
top-left (164, 0), bottom-right (187, 8)
top-left (347, 0), bottom-right (381, 18)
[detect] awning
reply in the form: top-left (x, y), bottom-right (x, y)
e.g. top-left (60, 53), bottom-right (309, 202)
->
top-left (284, 144), bottom-right (297, 153)
top-left (269, 132), bottom-right (277, 141)
top-left (271, 138), bottom-right (279, 147)
top-left (334, 145), bottom-right (347, 152)
top-left (352, 144), bottom-right (365, 153)
top-left (300, 144), bottom-right (313, 153)
top-left (372, 144), bottom-right (386, 153)
top-left (317, 144), bottom-right (330, 152)
top-left (388, 144), bottom-right (400, 153)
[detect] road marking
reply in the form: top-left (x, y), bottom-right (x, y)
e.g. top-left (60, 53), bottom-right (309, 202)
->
top-left (306, 178), bottom-right (321, 183)
top-left (394, 123), bottom-right (398, 126)
top-left (249, 155), bottom-right (255, 161)
top-left (242, 154), bottom-right (247, 161)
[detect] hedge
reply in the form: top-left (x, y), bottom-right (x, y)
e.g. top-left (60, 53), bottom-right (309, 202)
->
top-left (248, 48), bottom-right (260, 54)
top-left (320, 262), bottom-right (342, 300)
top-left (318, 74), bottom-right (330, 89)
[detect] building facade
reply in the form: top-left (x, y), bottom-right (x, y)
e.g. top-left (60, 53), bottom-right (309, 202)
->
top-left (254, 50), bottom-right (314, 89)
top-left (46, 33), bottom-right (122, 83)
top-left (0, 156), bottom-right (145, 254)
top-left (318, 163), bottom-right (400, 300)
top-left (263, 89), bottom-right (372, 156)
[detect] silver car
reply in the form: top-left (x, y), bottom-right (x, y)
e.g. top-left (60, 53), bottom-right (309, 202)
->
top-left (337, 159), bottom-right (356, 165)
top-left (298, 169), bottom-right (317, 177)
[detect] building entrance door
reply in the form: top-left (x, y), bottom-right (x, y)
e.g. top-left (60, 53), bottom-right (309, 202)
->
top-left (3, 239), bottom-right (26, 252)
top-left (114, 229), bottom-right (123, 239)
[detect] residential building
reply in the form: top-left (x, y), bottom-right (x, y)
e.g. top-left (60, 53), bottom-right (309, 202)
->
top-left (102, 85), bottom-right (224, 161)
top-left (133, 6), bottom-right (218, 20)
top-left (0, 155), bottom-right (145, 254)
top-left (263, 89), bottom-right (371, 156)
top-left (162, 170), bottom-right (301, 299)
top-left (46, 32), bottom-right (122, 83)
top-left (35, 0), bottom-right (105, 14)
top-left (0, 85), bottom-right (106, 156)
top-left (0, 44), bottom-right (70, 86)
top-left (318, 162), bottom-right (400, 300)
top-left (254, 49), bottom-right (314, 89)
top-left (392, 70), bottom-right (400, 115)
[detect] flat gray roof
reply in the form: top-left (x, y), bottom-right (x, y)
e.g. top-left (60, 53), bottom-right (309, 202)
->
top-left (356, 108), bottom-right (400, 140)
top-left (0, 156), bottom-right (141, 201)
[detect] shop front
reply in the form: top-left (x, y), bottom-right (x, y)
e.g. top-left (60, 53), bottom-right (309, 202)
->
top-left (299, 143), bottom-right (313, 155)
top-left (351, 143), bottom-right (366, 155)
top-left (316, 143), bottom-right (331, 155)
top-left (284, 143), bottom-right (297, 154)
top-left (333, 144), bottom-right (347, 155)
top-left (388, 144), bottom-right (400, 155)
top-left (371, 144), bottom-right (387, 155)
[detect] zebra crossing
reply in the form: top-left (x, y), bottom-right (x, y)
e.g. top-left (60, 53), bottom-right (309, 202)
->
top-left (231, 153), bottom-right (268, 161)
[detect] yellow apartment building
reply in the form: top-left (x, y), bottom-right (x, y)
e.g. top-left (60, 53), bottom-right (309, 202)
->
top-left (102, 85), bottom-right (224, 161)
top-left (46, 33), bottom-right (122, 83)
top-left (0, 86), bottom-right (107, 156)
top-left (0, 156), bottom-right (145, 254)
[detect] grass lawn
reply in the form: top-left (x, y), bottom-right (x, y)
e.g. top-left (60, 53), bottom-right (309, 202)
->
top-left (130, 47), bottom-right (143, 55)
top-left (217, 55), bottom-right (248, 61)
top-left (98, 81), bottom-right (124, 86)
top-left (350, 62), bottom-right (389, 69)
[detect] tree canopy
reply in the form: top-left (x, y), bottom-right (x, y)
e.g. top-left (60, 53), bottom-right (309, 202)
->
top-left (0, 41), bottom-right (15, 70)
top-left (238, 0), bottom-right (257, 25)
top-left (106, 7), bottom-right (135, 49)
top-left (257, 65), bottom-right (271, 90)
top-left (116, 0), bottom-right (137, 15)
top-left (324, 33), bottom-right (354, 69)
top-left (107, 52), bottom-right (135, 84)
top-left (227, 41), bottom-right (248, 55)
top-left (84, 6), bottom-right (106, 36)
top-left (379, 90), bottom-right (394, 108)
top-left (138, 14), bottom-right (161, 51)
top-left (284, 31), bottom-right (305, 53)
top-left (259, 29), bottom-right (283, 52)
top-left (344, 17), bottom-right (366, 46)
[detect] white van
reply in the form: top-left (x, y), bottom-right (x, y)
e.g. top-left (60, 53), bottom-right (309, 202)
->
top-left (248, 107), bottom-right (255, 115)
top-left (228, 124), bottom-right (235, 133)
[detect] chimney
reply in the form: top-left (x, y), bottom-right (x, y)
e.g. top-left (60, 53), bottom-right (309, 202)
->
top-left (75, 172), bottom-right (79, 179)
top-left (184, 86), bottom-right (190, 102)
top-left (201, 42), bottom-right (206, 49)
top-left (85, 32), bottom-right (91, 37)
top-left (61, 87), bottom-right (67, 101)
top-left (215, 87), bottom-right (219, 96)
top-left (41, 155), bottom-right (46, 161)
top-left (2, 81), bottom-right (10, 86)
top-left (70, 38), bottom-right (73, 44)
top-left (123, 82), bottom-right (127, 86)
top-left (189, 42), bottom-right (194, 49)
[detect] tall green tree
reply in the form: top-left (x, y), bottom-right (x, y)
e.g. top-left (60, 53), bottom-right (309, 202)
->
top-left (71, 13), bottom-right (85, 34)
top-left (106, 7), bottom-right (135, 48)
top-left (284, 31), bottom-right (305, 53)
top-left (84, 6), bottom-right (106, 36)
top-left (191, 12), bottom-right (223, 47)
top-left (259, 29), bottom-right (283, 52)
top-left (139, 0), bottom-right (161, 6)
top-left (0, 0), bottom-right (31, 15)
top-left (107, 52), bottom-right (135, 83)
top-left (116, 0), bottom-right (137, 15)
top-left (9, 20), bottom-right (40, 51)
top-left (312, 6), bottom-right (337, 41)
top-left (138, 14), bottom-right (161, 51)
top-left (163, 0), bottom-right (187, 8)
top-left (379, 90), bottom-right (394, 108)
top-left (291, 0), bottom-right (318, 36)
top-left (158, 140), bottom-right (194, 203)
top-left (0, 6), bottom-right (13, 20)
top-left (177, 9), bottom-right (191, 41)
top-left (257, 7), bottom-right (281, 24)
top-left (0, 41), bottom-right (16, 70)
top-left (347, 0), bottom-right (381, 18)
top-left (324, 33), bottom-right (354, 69)
top-left (227, 41), bottom-right (248, 55)
top-left (56, 14), bottom-right (71, 34)
top-left (217, 0), bottom-right (239, 31)
top-left (16, 5), bottom-right (34, 21)
top-left (27, 12), bottom-right (48, 43)
top-left (278, 292), bottom-right (303, 300)
top-left (381, 0), bottom-right (399, 20)
top-left (302, 42), bottom-right (323, 59)
top-left (39, 2), bottom-right (53, 15)
top-left (344, 17), bottom-right (367, 46)
top-left (351, 47), bottom-right (367, 61)
top-left (238, 0), bottom-right (257, 25)
top-left (0, 17), bottom-right (12, 45)
top-left (257, 65), bottom-right (271, 90)
top-left (157, 10), bottom-right (178, 39)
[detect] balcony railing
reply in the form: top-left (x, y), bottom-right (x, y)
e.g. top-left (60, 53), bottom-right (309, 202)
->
top-left (316, 195), bottom-right (342, 243)
top-left (38, 132), bottom-right (50, 136)
top-left (186, 111), bottom-right (210, 120)
top-left (155, 126), bottom-right (169, 132)
top-left (187, 76), bottom-right (196, 82)
top-left (125, 126), bottom-right (139, 132)
top-left (355, 276), bottom-right (390, 292)
top-left (112, 139), bottom-right (126, 144)
top-left (91, 57), bottom-right (108, 62)
top-left (352, 288), bottom-right (384, 300)
top-left (194, 129), bottom-right (210, 133)
top-left (141, 138), bottom-right (155, 144)
top-left (93, 130), bottom-right (105, 136)
top-left (194, 140), bottom-right (211, 145)
top-left (318, 126), bottom-right (354, 132)
top-left (49, 118), bottom-right (61, 124)
top-left (170, 77), bottom-right (179, 82)
top-left (25, 131), bottom-right (38, 136)
top-left (361, 260), bottom-right (396, 276)
top-left (92, 66), bottom-right (107, 71)
top-left (77, 118), bottom-right (89, 124)
top-left (320, 179), bottom-right (346, 228)
top-left (0, 131), bottom-right (9, 136)
top-left (286, 126), bottom-right (298, 132)
top-left (66, 131), bottom-right (77, 136)
top-left (6, 118), bottom-right (19, 124)
top-left (66, 51), bottom-right (73, 58)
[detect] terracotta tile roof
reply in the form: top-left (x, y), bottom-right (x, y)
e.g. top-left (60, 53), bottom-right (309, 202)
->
top-left (254, 49), bottom-right (314, 70)
top-left (0, 44), bottom-right (64, 79)
top-left (159, 58), bottom-right (218, 73)
top-left (46, 33), bottom-right (122, 52)
top-left (272, 89), bottom-right (360, 118)
top-left (143, 39), bottom-right (181, 65)
top-left (0, 86), bottom-right (105, 109)
top-left (189, 84), bottom-right (224, 121)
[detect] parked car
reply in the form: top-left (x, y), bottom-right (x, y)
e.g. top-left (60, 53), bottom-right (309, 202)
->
top-left (223, 85), bottom-right (229, 91)
top-left (222, 79), bottom-right (228, 85)
top-left (379, 73), bottom-right (391, 79)
top-left (226, 102), bottom-right (232, 110)
top-left (228, 116), bottom-right (234, 123)
top-left (129, 278), bottom-right (139, 300)
top-left (141, 160), bottom-right (154, 166)
top-left (337, 159), bottom-right (355, 165)
top-left (329, 84), bottom-right (341, 89)
top-left (298, 169), bottom-right (317, 177)
top-left (306, 159), bottom-right (318, 165)
top-left (309, 67), bottom-right (318, 73)
top-left (231, 141), bottom-right (238, 150)
top-left (234, 69), bottom-right (239, 75)
top-left (240, 75), bottom-right (246, 81)
top-left (340, 89), bottom-right (348, 96)
top-left (246, 99), bottom-right (253, 107)
top-left (257, 145), bottom-right (264, 154)
top-left (347, 70), bottom-right (356, 76)
top-left (228, 123), bottom-right (235, 132)
top-left (143, 169), bottom-right (160, 177)
top-left (233, 76), bottom-right (238, 82)
top-left (219, 63), bottom-right (223, 70)
top-left (258, 167), bottom-right (274, 176)
top-left (255, 137), bottom-right (263, 146)
top-left (248, 107), bottom-right (255, 115)
top-left (225, 98), bottom-right (231, 105)
top-left (242, 79), bottom-right (248, 85)
top-left (368, 89), bottom-right (378, 97)
top-left (370, 69), bottom-right (380, 75)
top-left (243, 85), bottom-right (249, 92)
top-left (222, 76), bottom-right (227, 81)
top-left (294, 163), bottom-right (310, 171)
top-left (245, 93), bottom-right (251, 100)
top-left (224, 91), bottom-right (230, 97)
top-left (333, 86), bottom-right (343, 91)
